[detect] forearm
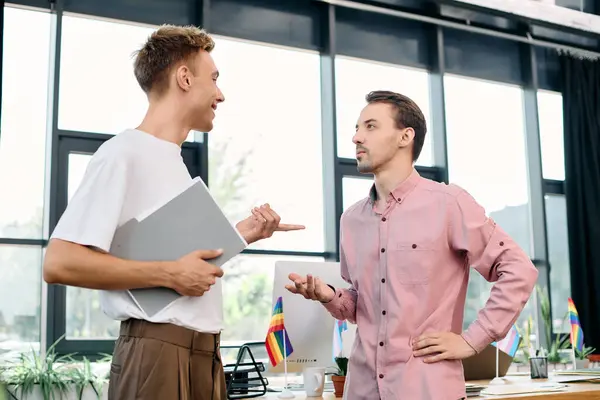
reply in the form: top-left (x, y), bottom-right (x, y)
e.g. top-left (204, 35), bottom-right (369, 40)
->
top-left (43, 239), bottom-right (173, 291)
top-left (462, 231), bottom-right (539, 352)
top-left (322, 286), bottom-right (358, 323)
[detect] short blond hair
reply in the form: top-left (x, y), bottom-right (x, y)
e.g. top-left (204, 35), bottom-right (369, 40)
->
top-left (133, 24), bottom-right (215, 95)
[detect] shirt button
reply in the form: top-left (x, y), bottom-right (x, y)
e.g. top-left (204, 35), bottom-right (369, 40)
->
top-left (381, 278), bottom-right (385, 283)
top-left (379, 374), bottom-right (384, 379)
top-left (412, 244), bottom-right (417, 249)
top-left (499, 241), bottom-right (505, 246)
top-left (382, 310), bottom-right (387, 315)
top-left (381, 217), bottom-right (387, 222)
top-left (379, 342), bottom-right (384, 346)
top-left (381, 248), bottom-right (385, 253)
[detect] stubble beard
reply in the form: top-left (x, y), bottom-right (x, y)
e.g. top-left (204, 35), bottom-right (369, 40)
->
top-left (357, 160), bottom-right (373, 174)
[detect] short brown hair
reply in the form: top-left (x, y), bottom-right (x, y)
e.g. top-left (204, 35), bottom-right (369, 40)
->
top-left (365, 90), bottom-right (427, 162)
top-left (133, 24), bottom-right (215, 95)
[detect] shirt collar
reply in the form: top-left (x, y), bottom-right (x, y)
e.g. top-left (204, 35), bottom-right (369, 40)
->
top-left (369, 168), bottom-right (421, 204)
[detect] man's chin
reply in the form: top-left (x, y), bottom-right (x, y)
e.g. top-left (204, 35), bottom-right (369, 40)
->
top-left (194, 121), bottom-right (213, 133)
top-left (356, 162), bottom-right (373, 174)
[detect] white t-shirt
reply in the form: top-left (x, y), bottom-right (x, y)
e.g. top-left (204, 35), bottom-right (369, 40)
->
top-left (51, 129), bottom-right (224, 333)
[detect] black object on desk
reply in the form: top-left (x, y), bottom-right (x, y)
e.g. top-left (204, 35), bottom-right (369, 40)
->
top-left (222, 341), bottom-right (269, 399)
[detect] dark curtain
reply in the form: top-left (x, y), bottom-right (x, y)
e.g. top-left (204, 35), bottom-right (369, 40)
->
top-left (561, 53), bottom-right (600, 352)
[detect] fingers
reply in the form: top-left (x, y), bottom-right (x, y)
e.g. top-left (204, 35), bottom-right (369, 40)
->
top-left (285, 273), bottom-right (327, 301)
top-left (288, 273), bottom-right (303, 281)
top-left (253, 205), bottom-right (277, 229)
top-left (314, 276), bottom-right (324, 299)
top-left (262, 203), bottom-right (281, 225)
top-left (276, 223), bottom-right (306, 231)
top-left (195, 249), bottom-right (224, 259)
top-left (212, 266), bottom-right (224, 278)
top-left (285, 284), bottom-right (299, 293)
top-left (306, 274), bottom-right (317, 299)
top-left (424, 352), bottom-right (449, 363)
top-left (251, 203), bottom-right (304, 233)
top-left (285, 273), bottom-right (303, 293)
top-left (412, 334), bottom-right (440, 350)
top-left (413, 345), bottom-right (444, 357)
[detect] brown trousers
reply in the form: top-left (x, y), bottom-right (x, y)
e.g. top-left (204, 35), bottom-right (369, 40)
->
top-left (108, 319), bottom-right (228, 400)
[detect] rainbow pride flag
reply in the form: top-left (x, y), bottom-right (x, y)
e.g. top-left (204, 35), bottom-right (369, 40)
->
top-left (568, 297), bottom-right (584, 352)
top-left (492, 324), bottom-right (520, 357)
top-left (265, 296), bottom-right (294, 366)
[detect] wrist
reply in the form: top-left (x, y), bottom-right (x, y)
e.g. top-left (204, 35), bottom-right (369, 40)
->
top-left (320, 284), bottom-right (336, 303)
top-left (152, 260), bottom-right (177, 289)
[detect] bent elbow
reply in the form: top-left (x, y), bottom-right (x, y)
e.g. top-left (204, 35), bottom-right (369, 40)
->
top-left (43, 242), bottom-right (68, 284)
top-left (529, 261), bottom-right (540, 286)
top-left (43, 259), bottom-right (63, 284)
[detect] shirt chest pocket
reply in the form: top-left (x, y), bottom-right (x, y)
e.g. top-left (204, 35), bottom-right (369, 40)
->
top-left (390, 241), bottom-right (436, 285)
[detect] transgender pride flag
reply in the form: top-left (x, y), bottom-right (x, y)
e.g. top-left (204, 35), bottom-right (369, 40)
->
top-left (332, 319), bottom-right (348, 360)
top-left (492, 325), bottom-right (521, 357)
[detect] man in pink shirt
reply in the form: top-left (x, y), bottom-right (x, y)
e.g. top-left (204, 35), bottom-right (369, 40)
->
top-left (286, 90), bottom-right (538, 399)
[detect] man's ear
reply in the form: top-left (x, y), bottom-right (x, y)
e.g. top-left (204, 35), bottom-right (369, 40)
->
top-left (175, 65), bottom-right (192, 92)
top-left (398, 127), bottom-right (415, 149)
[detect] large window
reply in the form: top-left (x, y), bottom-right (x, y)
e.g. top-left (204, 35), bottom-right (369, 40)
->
top-left (537, 91), bottom-right (565, 181)
top-left (0, 7), bottom-right (51, 239)
top-left (334, 56), bottom-right (434, 166)
top-left (208, 36), bottom-right (324, 252)
top-left (58, 15), bottom-right (153, 135)
top-left (0, 6), bottom-right (52, 360)
top-left (444, 75), bottom-right (534, 331)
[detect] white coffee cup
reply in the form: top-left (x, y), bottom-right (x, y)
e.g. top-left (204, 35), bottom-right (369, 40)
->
top-left (303, 366), bottom-right (326, 397)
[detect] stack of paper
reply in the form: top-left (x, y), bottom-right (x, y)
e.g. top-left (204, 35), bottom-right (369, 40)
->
top-left (465, 383), bottom-right (485, 397)
top-left (480, 382), bottom-right (567, 396)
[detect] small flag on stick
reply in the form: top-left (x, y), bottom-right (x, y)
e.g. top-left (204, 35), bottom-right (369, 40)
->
top-left (265, 296), bottom-right (294, 367)
top-left (568, 298), bottom-right (584, 352)
top-left (332, 319), bottom-right (348, 361)
top-left (492, 324), bottom-right (521, 357)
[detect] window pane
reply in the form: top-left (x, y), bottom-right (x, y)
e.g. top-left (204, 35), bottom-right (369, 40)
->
top-left (0, 245), bottom-right (42, 360)
top-left (537, 90), bottom-right (565, 181)
top-left (342, 176), bottom-right (373, 211)
top-left (445, 75), bottom-right (532, 255)
top-left (335, 56), bottom-right (434, 166)
top-left (444, 75), bottom-right (534, 332)
top-left (65, 153), bottom-right (120, 339)
top-left (58, 15), bottom-right (153, 134)
top-left (0, 7), bottom-right (51, 239)
top-left (545, 194), bottom-right (571, 333)
top-left (208, 37), bottom-right (324, 252)
top-left (221, 254), bottom-right (324, 344)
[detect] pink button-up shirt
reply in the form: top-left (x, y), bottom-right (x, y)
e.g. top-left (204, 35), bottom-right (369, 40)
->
top-left (323, 169), bottom-right (538, 400)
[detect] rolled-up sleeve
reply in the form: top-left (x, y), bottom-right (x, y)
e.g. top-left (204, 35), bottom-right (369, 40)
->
top-left (448, 186), bottom-right (539, 353)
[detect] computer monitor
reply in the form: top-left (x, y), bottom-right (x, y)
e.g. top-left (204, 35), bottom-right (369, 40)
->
top-left (268, 260), bottom-right (356, 374)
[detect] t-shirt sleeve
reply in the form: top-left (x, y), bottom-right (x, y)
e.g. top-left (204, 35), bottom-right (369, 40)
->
top-left (50, 150), bottom-right (129, 253)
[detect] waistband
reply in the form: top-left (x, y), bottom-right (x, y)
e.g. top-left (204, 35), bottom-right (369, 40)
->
top-left (119, 318), bottom-right (220, 352)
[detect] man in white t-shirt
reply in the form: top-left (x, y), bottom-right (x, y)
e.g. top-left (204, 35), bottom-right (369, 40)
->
top-left (43, 25), bottom-right (304, 400)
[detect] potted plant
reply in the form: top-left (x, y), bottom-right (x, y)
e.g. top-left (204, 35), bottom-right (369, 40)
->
top-left (574, 345), bottom-right (596, 369)
top-left (331, 357), bottom-right (348, 398)
top-left (0, 336), bottom-right (108, 400)
top-left (537, 286), bottom-right (570, 369)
